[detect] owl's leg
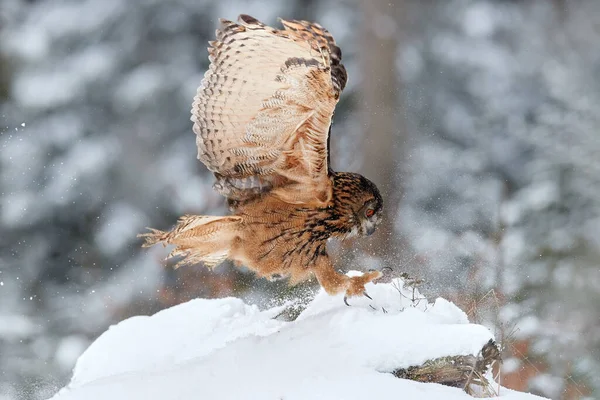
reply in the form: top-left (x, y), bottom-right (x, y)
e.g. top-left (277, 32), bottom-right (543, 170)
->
top-left (344, 271), bottom-right (383, 305)
top-left (312, 255), bottom-right (350, 295)
top-left (312, 256), bottom-right (383, 304)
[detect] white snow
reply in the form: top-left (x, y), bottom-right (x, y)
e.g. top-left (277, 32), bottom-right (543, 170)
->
top-left (54, 335), bottom-right (91, 371)
top-left (50, 275), bottom-right (547, 400)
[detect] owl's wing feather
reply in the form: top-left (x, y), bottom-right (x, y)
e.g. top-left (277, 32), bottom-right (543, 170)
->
top-left (192, 15), bottom-right (347, 205)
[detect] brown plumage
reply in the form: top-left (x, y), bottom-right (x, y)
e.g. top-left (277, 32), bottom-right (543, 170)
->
top-left (139, 15), bottom-right (384, 300)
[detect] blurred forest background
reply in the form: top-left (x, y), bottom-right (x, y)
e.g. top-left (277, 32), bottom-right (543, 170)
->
top-left (1, 0), bottom-right (599, 399)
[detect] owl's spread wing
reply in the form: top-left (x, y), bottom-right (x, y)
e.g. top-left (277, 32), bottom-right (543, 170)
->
top-left (192, 14), bottom-right (347, 205)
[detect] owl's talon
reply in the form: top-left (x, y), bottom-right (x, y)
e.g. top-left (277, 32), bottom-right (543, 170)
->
top-left (344, 271), bottom-right (383, 300)
top-left (344, 296), bottom-right (350, 306)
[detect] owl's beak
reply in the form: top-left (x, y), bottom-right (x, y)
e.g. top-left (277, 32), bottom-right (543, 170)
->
top-left (361, 218), bottom-right (378, 237)
top-left (366, 224), bottom-right (376, 236)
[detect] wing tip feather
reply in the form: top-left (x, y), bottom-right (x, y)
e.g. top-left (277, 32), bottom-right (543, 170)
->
top-left (238, 14), bottom-right (263, 27)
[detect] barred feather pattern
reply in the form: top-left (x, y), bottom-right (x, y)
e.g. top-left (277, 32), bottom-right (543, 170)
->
top-left (139, 215), bottom-right (242, 268)
top-left (192, 14), bottom-right (347, 205)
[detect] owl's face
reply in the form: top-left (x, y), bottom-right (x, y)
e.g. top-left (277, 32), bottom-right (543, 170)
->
top-left (352, 174), bottom-right (383, 237)
top-left (357, 197), bottom-right (383, 236)
top-left (330, 172), bottom-right (384, 239)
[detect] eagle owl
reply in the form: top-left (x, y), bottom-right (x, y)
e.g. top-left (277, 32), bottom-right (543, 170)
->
top-left (140, 15), bottom-right (384, 302)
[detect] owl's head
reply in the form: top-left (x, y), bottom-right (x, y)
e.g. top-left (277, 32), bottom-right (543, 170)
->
top-left (355, 176), bottom-right (383, 236)
top-left (331, 172), bottom-right (383, 237)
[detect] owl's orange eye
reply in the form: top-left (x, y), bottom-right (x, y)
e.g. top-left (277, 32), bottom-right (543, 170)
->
top-left (365, 208), bottom-right (375, 218)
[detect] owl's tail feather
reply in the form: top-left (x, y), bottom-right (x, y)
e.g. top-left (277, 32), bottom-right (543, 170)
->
top-left (138, 214), bottom-right (242, 269)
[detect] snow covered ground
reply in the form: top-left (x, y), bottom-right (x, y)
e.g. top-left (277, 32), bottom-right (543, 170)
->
top-left (50, 274), bottom-right (546, 400)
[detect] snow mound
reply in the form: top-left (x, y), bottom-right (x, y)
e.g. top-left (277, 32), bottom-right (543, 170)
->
top-left (50, 274), bottom-right (546, 400)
